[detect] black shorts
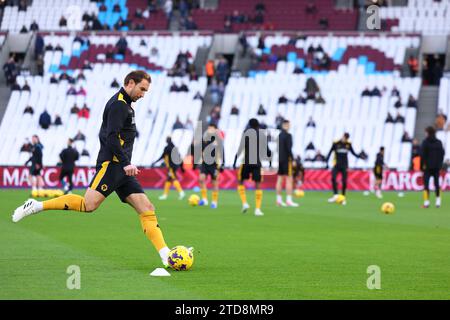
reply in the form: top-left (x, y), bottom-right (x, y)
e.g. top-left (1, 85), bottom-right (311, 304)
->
top-left (167, 166), bottom-right (179, 180)
top-left (373, 166), bottom-right (383, 180)
top-left (59, 169), bottom-right (74, 181)
top-left (200, 164), bottom-right (219, 180)
top-left (30, 165), bottom-right (42, 176)
top-left (278, 160), bottom-right (293, 176)
top-left (238, 164), bottom-right (262, 182)
top-left (89, 161), bottom-right (144, 203)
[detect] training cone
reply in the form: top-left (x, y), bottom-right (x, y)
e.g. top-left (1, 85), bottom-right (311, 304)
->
top-left (150, 268), bottom-right (171, 277)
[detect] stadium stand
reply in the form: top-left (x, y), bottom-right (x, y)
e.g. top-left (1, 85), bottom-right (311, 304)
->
top-left (0, 33), bottom-right (212, 167)
top-left (222, 35), bottom-right (421, 170)
top-left (191, 0), bottom-right (358, 32)
top-left (379, 0), bottom-right (450, 34)
top-left (437, 77), bottom-right (450, 160)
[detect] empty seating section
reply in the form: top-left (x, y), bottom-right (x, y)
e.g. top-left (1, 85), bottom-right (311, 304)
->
top-left (221, 35), bottom-right (421, 170)
top-left (248, 35), bottom-right (420, 74)
top-left (44, 34), bottom-right (212, 72)
top-left (379, 0), bottom-right (450, 34)
top-left (192, 0), bottom-right (357, 31)
top-left (437, 78), bottom-right (450, 161)
top-left (0, 34), bottom-right (211, 167)
top-left (1, 0), bottom-right (99, 32)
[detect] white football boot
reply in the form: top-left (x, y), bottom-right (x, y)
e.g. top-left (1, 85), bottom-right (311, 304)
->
top-left (242, 203), bottom-right (250, 213)
top-left (436, 197), bottom-right (441, 208)
top-left (254, 208), bottom-right (264, 216)
top-left (12, 199), bottom-right (42, 223)
top-left (158, 194), bottom-right (168, 200)
top-left (178, 191), bottom-right (185, 200)
top-left (328, 194), bottom-right (338, 203)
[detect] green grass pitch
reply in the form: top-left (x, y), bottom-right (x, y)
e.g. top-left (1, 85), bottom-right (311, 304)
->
top-left (1, 189), bottom-right (449, 299)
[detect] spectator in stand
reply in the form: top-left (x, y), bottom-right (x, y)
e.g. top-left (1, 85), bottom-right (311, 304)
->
top-left (54, 114), bottom-right (63, 126)
top-left (407, 55), bottom-right (419, 77)
top-left (59, 16), bottom-right (67, 27)
top-left (238, 33), bottom-right (249, 57)
top-left (209, 105), bottom-right (221, 125)
top-left (315, 93), bottom-right (326, 104)
top-left (193, 91), bottom-right (203, 101)
top-left (82, 60), bottom-right (93, 70)
top-left (78, 104), bottom-right (90, 119)
top-left (216, 57), bottom-right (229, 84)
top-left (172, 116), bottom-right (184, 130)
top-left (34, 34), bottom-right (44, 59)
top-left (231, 105), bottom-right (239, 115)
top-left (314, 150), bottom-right (326, 162)
top-left (394, 112), bottom-right (405, 124)
top-left (22, 81), bottom-right (31, 91)
top-left (184, 15), bottom-right (198, 30)
top-left (278, 94), bottom-right (288, 104)
top-left (209, 79), bottom-right (221, 105)
top-left (70, 103), bottom-right (80, 114)
top-left (30, 20), bottom-right (39, 31)
top-left (305, 77), bottom-right (320, 100)
top-left (407, 94), bottom-right (418, 108)
top-left (39, 110), bottom-right (51, 130)
top-left (99, 2), bottom-right (107, 12)
top-left (319, 17), bottom-right (329, 29)
top-left (116, 35), bottom-right (128, 56)
top-left (189, 69), bottom-right (198, 81)
top-left (77, 71), bottom-right (86, 82)
top-left (20, 25), bottom-right (28, 33)
top-left (371, 86), bottom-right (382, 97)
top-left (77, 86), bottom-right (87, 96)
top-left (73, 130), bottom-right (86, 142)
top-left (67, 86), bottom-right (77, 95)
top-left (185, 117), bottom-right (194, 131)
top-left (401, 131), bottom-right (412, 142)
top-left (3, 56), bottom-right (18, 86)
top-left (113, 3), bottom-right (121, 12)
top-left (435, 113), bottom-right (446, 131)
top-left (224, 17), bottom-right (232, 32)
top-left (164, 0), bottom-right (173, 27)
top-left (206, 59), bottom-right (215, 85)
top-left (18, 0), bottom-right (27, 11)
top-left (305, 0), bottom-right (318, 14)
top-left (391, 86), bottom-right (400, 97)
top-left (255, 2), bottom-right (266, 13)
top-left (169, 82), bottom-right (179, 92)
top-left (24, 105), bottom-right (34, 115)
top-left (295, 93), bottom-right (306, 104)
top-left (306, 117), bottom-right (316, 128)
top-left (257, 104), bottom-right (266, 115)
top-left (394, 98), bottom-right (402, 108)
top-left (20, 138), bottom-right (32, 153)
top-left (179, 82), bottom-right (189, 92)
top-left (275, 113), bottom-right (284, 129)
top-left (361, 87), bottom-right (372, 97)
top-left (385, 112), bottom-right (394, 123)
top-left (50, 74), bottom-right (59, 84)
top-left (11, 80), bottom-right (21, 91)
top-left (111, 78), bottom-right (119, 88)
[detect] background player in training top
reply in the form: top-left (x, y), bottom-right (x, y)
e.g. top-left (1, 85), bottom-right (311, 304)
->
top-left (25, 134), bottom-right (45, 196)
top-left (58, 138), bottom-right (79, 194)
top-left (152, 136), bottom-right (185, 200)
top-left (325, 132), bottom-right (367, 205)
top-left (421, 126), bottom-right (445, 208)
top-left (233, 118), bottom-right (272, 216)
top-left (372, 146), bottom-right (388, 199)
top-left (198, 123), bottom-right (224, 209)
top-left (276, 120), bottom-right (298, 207)
top-left (13, 70), bottom-right (175, 268)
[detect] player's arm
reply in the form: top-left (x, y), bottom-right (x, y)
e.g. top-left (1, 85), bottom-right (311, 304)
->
top-left (325, 143), bottom-right (335, 167)
top-left (420, 140), bottom-right (428, 170)
top-left (152, 148), bottom-right (166, 167)
top-left (106, 101), bottom-right (136, 175)
top-left (349, 143), bottom-right (362, 158)
top-left (233, 133), bottom-right (245, 169)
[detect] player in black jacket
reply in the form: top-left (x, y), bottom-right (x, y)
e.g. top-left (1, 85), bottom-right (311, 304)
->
top-left (198, 123), bottom-right (224, 209)
top-left (421, 126), bottom-right (445, 208)
top-left (13, 71), bottom-right (176, 268)
top-left (276, 120), bottom-right (298, 207)
top-left (233, 118), bottom-right (272, 216)
top-left (59, 138), bottom-right (79, 194)
top-left (25, 135), bottom-right (45, 195)
top-left (372, 147), bottom-right (388, 199)
top-left (152, 136), bottom-right (185, 200)
top-left (325, 132), bottom-right (366, 204)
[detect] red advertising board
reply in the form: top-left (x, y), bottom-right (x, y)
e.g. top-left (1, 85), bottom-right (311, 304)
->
top-left (1, 166), bottom-right (449, 191)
